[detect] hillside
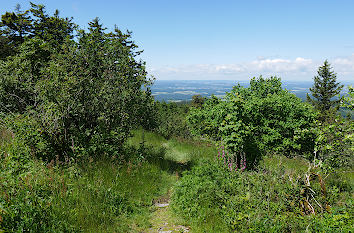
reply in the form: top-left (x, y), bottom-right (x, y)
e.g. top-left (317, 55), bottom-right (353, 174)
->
top-left (0, 3), bottom-right (353, 232)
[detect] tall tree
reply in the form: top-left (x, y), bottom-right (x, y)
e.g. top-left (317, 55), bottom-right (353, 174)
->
top-left (33, 18), bottom-right (153, 158)
top-left (307, 60), bottom-right (343, 120)
top-left (0, 4), bottom-right (32, 59)
top-left (0, 3), bottom-right (76, 113)
top-left (0, 3), bottom-right (75, 60)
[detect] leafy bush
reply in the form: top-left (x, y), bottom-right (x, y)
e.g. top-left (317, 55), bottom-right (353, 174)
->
top-left (188, 77), bottom-right (317, 168)
top-left (172, 157), bottom-right (353, 232)
top-left (0, 3), bottom-right (75, 113)
top-left (31, 19), bottom-right (154, 159)
top-left (187, 95), bottom-right (225, 141)
top-left (1, 114), bottom-right (57, 162)
top-left (0, 38), bottom-right (51, 113)
top-left (312, 118), bottom-right (353, 169)
top-left (153, 101), bottom-right (191, 139)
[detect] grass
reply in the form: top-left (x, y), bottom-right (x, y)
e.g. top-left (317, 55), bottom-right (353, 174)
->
top-left (50, 159), bottom-right (178, 232)
top-left (3, 127), bottom-right (351, 232)
top-left (1, 128), bottom-right (217, 232)
top-left (48, 128), bottom-right (201, 232)
top-left (128, 129), bottom-right (168, 148)
top-left (128, 129), bottom-right (217, 163)
top-left (171, 152), bottom-right (354, 232)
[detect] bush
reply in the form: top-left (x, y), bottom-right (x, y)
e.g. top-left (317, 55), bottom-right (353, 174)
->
top-left (188, 77), bottom-right (317, 168)
top-left (32, 19), bottom-right (154, 159)
top-left (0, 18), bottom-right (154, 160)
top-left (312, 118), bottom-right (353, 169)
top-left (1, 114), bottom-right (58, 163)
top-left (172, 157), bottom-right (353, 232)
top-left (153, 101), bottom-right (191, 139)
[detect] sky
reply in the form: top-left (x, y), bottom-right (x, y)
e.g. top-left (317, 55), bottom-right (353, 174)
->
top-left (1, 0), bottom-right (354, 82)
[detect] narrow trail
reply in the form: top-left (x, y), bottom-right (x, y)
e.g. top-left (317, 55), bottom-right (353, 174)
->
top-left (129, 131), bottom-right (200, 232)
top-left (146, 142), bottom-right (190, 233)
top-left (146, 190), bottom-right (190, 233)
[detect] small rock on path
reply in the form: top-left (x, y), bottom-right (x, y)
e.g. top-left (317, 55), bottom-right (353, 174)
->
top-left (146, 198), bottom-right (189, 233)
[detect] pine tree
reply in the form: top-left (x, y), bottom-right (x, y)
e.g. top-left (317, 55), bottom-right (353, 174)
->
top-left (307, 60), bottom-right (343, 120)
top-left (0, 3), bottom-right (75, 60)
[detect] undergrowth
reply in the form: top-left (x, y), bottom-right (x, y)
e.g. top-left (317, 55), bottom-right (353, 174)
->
top-left (0, 129), bottom-right (181, 232)
top-left (0, 128), bottom-right (216, 232)
top-left (171, 155), bottom-right (353, 232)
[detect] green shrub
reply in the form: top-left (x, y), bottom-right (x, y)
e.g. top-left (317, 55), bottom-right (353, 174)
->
top-left (172, 157), bottom-right (353, 232)
top-left (1, 113), bottom-right (58, 163)
top-left (0, 7), bottom-right (154, 161)
top-left (153, 101), bottom-right (191, 139)
top-left (312, 118), bottom-right (353, 169)
top-left (188, 77), bottom-right (317, 168)
top-left (32, 20), bottom-right (154, 159)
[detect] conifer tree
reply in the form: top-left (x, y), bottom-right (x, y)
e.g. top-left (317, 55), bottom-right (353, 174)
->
top-left (307, 60), bottom-right (343, 120)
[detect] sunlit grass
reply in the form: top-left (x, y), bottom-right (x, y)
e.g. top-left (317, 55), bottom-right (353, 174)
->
top-left (261, 154), bottom-right (309, 175)
top-left (49, 158), bottom-right (178, 232)
top-left (128, 129), bottom-right (217, 164)
top-left (45, 129), bottom-right (218, 232)
top-left (128, 129), bottom-right (167, 148)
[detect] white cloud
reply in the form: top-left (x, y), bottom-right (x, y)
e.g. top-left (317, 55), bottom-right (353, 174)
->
top-left (249, 57), bottom-right (313, 73)
top-left (332, 54), bottom-right (354, 75)
top-left (148, 55), bottom-right (354, 81)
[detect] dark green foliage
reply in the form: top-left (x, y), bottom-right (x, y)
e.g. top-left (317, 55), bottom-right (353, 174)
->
top-left (28, 3), bottom-right (75, 50)
top-left (191, 94), bottom-right (205, 108)
top-left (312, 118), bottom-right (353, 169)
top-left (0, 38), bottom-right (51, 113)
top-left (33, 18), bottom-right (153, 158)
top-left (307, 60), bottom-right (344, 121)
top-left (172, 157), bottom-right (353, 232)
top-left (0, 10), bottom-right (153, 159)
top-left (0, 3), bottom-right (75, 60)
top-left (0, 5), bottom-right (32, 59)
top-left (188, 77), bottom-right (317, 168)
top-left (0, 3), bottom-right (75, 114)
top-left (153, 101), bottom-right (191, 139)
top-left (1, 114), bottom-right (55, 162)
top-left (187, 95), bottom-right (225, 141)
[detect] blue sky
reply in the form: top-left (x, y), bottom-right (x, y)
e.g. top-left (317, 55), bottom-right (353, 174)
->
top-left (2, 0), bottom-right (354, 81)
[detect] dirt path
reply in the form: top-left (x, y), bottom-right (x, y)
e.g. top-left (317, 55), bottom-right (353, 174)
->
top-left (145, 191), bottom-right (190, 233)
top-left (137, 136), bottom-right (192, 232)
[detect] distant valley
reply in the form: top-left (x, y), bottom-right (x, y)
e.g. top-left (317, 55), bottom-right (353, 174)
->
top-left (151, 80), bottom-right (352, 102)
